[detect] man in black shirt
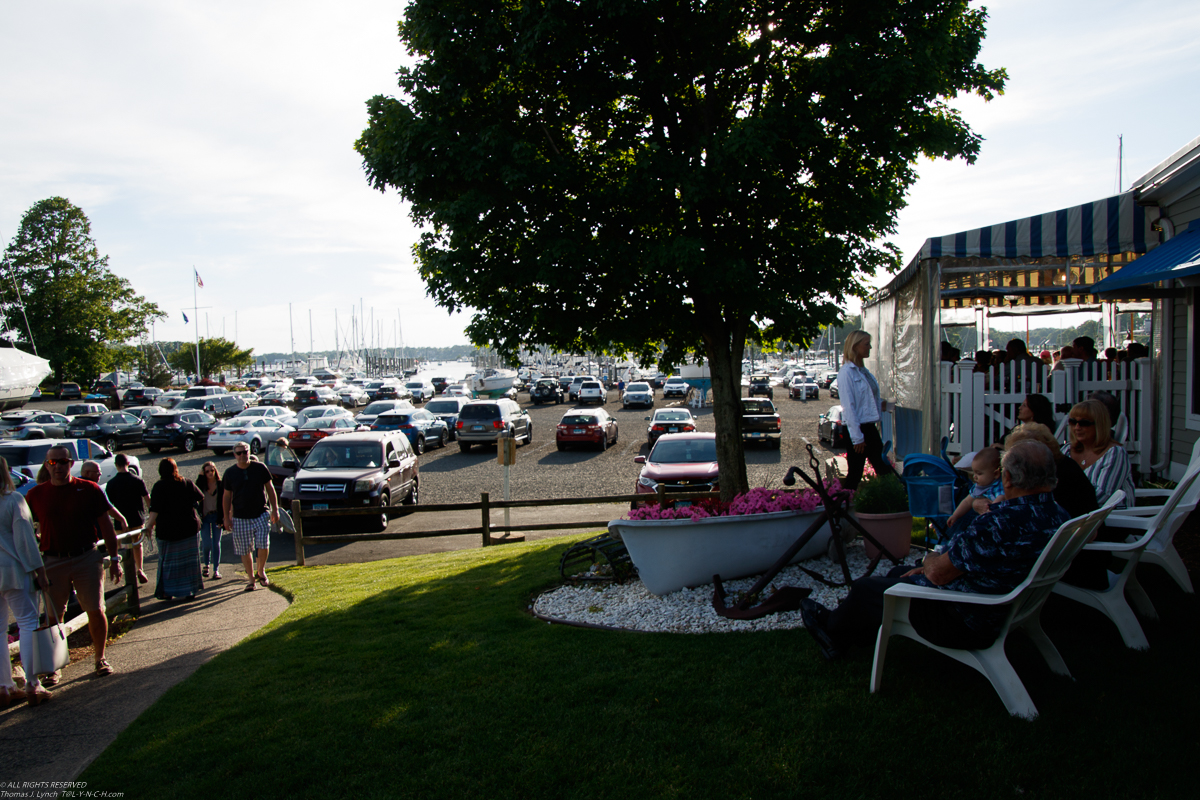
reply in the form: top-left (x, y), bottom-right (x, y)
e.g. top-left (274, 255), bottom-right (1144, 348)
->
top-left (222, 444), bottom-right (279, 591)
top-left (104, 453), bottom-right (150, 584)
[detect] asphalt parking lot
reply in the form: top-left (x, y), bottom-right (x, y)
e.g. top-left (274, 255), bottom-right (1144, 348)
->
top-left (22, 386), bottom-right (844, 565)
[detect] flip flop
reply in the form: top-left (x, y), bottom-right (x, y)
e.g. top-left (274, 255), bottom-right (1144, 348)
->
top-left (244, 582), bottom-right (257, 592)
top-left (95, 659), bottom-right (115, 676)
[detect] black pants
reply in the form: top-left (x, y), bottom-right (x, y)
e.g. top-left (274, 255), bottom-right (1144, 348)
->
top-left (825, 565), bottom-right (998, 651)
top-left (843, 421), bottom-right (896, 490)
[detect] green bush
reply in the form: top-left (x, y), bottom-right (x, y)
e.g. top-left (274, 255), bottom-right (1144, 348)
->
top-left (852, 472), bottom-right (909, 514)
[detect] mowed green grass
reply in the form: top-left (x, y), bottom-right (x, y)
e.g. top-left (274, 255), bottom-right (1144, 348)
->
top-left (83, 535), bottom-right (1199, 800)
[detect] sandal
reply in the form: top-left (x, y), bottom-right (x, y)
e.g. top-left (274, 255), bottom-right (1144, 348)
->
top-left (26, 685), bottom-right (52, 705)
top-left (41, 670), bottom-right (61, 687)
top-left (95, 659), bottom-right (115, 677)
top-left (244, 582), bottom-right (257, 592)
top-left (202, 565), bottom-right (210, 578)
top-left (256, 572), bottom-right (270, 587)
top-left (212, 570), bottom-right (222, 579)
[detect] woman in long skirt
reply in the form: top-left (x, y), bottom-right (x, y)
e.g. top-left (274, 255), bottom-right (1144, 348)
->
top-left (144, 458), bottom-right (204, 601)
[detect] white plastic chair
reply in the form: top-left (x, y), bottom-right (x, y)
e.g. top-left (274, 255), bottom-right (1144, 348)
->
top-left (870, 494), bottom-right (1121, 719)
top-left (1052, 469), bottom-right (1200, 649)
top-left (1105, 436), bottom-right (1200, 594)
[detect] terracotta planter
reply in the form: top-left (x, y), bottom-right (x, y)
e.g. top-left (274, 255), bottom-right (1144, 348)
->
top-left (855, 511), bottom-right (913, 560)
top-left (608, 509), bottom-right (832, 596)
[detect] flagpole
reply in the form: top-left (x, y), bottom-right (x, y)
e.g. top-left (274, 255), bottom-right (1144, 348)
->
top-left (193, 267), bottom-right (201, 381)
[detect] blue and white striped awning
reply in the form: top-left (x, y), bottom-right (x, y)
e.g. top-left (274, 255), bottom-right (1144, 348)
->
top-left (918, 191), bottom-right (1159, 261)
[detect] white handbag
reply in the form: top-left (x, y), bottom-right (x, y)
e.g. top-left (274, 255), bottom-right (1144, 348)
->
top-left (26, 587), bottom-right (69, 676)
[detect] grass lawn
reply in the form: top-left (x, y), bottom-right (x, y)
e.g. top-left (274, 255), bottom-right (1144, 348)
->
top-left (83, 534), bottom-right (1199, 799)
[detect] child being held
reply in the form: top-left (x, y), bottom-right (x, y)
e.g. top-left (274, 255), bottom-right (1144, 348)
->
top-left (946, 447), bottom-right (1005, 530)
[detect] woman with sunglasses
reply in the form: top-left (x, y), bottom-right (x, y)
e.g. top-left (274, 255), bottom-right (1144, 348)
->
top-left (196, 462), bottom-right (224, 579)
top-left (1063, 398), bottom-right (1133, 510)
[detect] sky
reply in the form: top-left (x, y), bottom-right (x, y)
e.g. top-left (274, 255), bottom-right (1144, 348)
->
top-left (2, 1), bottom-right (1198, 357)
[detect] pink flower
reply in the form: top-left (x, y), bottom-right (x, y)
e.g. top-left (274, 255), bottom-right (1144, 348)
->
top-left (626, 481), bottom-right (852, 521)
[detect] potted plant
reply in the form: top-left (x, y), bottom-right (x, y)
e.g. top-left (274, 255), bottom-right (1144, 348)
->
top-left (851, 472), bottom-right (913, 559)
top-left (609, 485), bottom-right (840, 596)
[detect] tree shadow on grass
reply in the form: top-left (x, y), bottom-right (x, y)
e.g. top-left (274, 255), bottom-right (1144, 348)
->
top-left (83, 538), bottom-right (1200, 800)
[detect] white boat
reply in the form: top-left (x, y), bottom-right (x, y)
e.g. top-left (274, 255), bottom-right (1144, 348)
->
top-left (471, 368), bottom-right (518, 393)
top-left (0, 344), bottom-right (52, 411)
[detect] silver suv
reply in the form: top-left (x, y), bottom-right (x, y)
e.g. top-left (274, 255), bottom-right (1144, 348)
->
top-left (455, 399), bottom-right (533, 452)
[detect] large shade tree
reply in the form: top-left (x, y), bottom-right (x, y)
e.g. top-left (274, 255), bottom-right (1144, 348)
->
top-left (357, 0), bottom-right (1005, 498)
top-left (1, 197), bottom-right (164, 384)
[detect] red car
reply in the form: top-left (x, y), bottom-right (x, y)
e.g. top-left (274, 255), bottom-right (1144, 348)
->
top-left (632, 432), bottom-right (719, 506)
top-left (555, 408), bottom-right (618, 452)
top-left (286, 416), bottom-right (358, 453)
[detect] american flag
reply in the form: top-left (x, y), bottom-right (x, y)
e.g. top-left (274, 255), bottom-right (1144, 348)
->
top-left (195, 269), bottom-right (204, 288)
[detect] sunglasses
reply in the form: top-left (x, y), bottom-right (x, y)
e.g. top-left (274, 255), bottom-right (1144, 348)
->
top-left (45, 458), bottom-right (72, 466)
top-left (1067, 418), bottom-right (1096, 427)
top-left (234, 450), bottom-right (250, 456)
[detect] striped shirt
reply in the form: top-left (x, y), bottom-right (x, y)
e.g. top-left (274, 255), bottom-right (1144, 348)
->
top-left (1061, 443), bottom-right (1133, 510)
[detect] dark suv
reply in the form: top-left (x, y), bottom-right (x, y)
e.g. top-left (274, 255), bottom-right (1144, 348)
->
top-left (141, 410), bottom-right (220, 453)
top-left (65, 411), bottom-right (145, 451)
top-left (293, 386), bottom-right (341, 409)
top-left (173, 395), bottom-right (246, 418)
top-left (455, 399), bottom-right (533, 452)
top-left (747, 374), bottom-right (774, 399)
top-left (278, 431), bottom-right (419, 532)
top-left (56, 382), bottom-right (82, 400)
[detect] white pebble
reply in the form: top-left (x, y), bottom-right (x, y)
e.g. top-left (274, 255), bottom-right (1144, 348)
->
top-left (532, 541), bottom-right (900, 632)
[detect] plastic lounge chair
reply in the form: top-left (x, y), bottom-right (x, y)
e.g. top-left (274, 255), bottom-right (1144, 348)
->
top-left (869, 493), bottom-right (1122, 719)
top-left (1052, 469), bottom-right (1200, 649)
top-left (1103, 436), bottom-right (1200, 594)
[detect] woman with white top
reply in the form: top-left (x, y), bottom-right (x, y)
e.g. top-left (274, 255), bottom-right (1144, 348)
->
top-left (836, 331), bottom-right (896, 490)
top-left (0, 456), bottom-right (53, 706)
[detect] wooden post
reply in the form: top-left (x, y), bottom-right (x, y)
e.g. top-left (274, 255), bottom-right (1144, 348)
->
top-left (292, 499), bottom-right (306, 566)
top-left (122, 547), bottom-right (140, 618)
top-left (481, 493), bottom-right (490, 547)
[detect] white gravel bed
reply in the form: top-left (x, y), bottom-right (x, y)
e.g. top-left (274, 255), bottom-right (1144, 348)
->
top-left (533, 541), bottom-right (913, 633)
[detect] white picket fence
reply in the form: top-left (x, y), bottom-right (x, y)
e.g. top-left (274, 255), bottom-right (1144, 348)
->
top-left (939, 357), bottom-right (1152, 466)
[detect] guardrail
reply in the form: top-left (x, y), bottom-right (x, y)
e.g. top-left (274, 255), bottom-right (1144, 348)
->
top-left (6, 526), bottom-right (149, 660)
top-left (290, 486), bottom-right (723, 566)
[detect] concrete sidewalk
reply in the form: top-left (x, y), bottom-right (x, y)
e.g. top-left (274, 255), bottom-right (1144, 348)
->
top-left (0, 503), bottom-right (616, 783)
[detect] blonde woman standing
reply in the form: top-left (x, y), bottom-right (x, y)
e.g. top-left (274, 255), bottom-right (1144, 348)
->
top-left (0, 457), bottom-right (53, 706)
top-left (836, 331), bottom-right (896, 489)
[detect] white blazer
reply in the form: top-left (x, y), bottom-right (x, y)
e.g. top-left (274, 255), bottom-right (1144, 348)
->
top-left (837, 362), bottom-right (883, 446)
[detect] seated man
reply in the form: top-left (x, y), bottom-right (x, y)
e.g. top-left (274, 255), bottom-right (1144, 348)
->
top-left (801, 440), bottom-right (1068, 660)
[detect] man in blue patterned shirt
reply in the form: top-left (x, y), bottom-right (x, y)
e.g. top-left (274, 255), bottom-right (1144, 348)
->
top-left (801, 441), bottom-right (1069, 660)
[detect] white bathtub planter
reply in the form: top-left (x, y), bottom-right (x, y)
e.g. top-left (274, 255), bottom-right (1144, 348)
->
top-left (609, 487), bottom-right (843, 597)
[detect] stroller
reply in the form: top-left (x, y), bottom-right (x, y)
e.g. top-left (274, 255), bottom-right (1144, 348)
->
top-left (899, 437), bottom-right (971, 549)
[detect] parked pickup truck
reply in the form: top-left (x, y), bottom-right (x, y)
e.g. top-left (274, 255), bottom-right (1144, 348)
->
top-left (739, 397), bottom-right (782, 448)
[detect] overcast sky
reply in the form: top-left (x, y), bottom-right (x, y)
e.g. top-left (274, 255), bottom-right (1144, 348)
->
top-left (2, 1), bottom-right (1198, 356)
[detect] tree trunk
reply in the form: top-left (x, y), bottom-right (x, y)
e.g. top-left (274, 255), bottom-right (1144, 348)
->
top-left (700, 309), bottom-right (749, 502)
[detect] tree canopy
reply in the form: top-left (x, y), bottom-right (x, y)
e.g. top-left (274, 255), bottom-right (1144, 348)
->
top-left (357, 0), bottom-right (1005, 497)
top-left (167, 337), bottom-right (255, 380)
top-left (1, 197), bottom-right (164, 384)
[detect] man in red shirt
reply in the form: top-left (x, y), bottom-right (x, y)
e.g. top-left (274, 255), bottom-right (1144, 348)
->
top-left (26, 446), bottom-right (123, 680)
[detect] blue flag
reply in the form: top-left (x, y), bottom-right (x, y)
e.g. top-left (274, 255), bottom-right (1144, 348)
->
top-left (182, 311), bottom-right (189, 323)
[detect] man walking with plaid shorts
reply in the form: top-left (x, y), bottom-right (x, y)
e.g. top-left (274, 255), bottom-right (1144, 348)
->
top-left (222, 445), bottom-right (279, 592)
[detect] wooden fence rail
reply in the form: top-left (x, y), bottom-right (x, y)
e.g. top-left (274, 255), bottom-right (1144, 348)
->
top-left (290, 488), bottom-right (722, 566)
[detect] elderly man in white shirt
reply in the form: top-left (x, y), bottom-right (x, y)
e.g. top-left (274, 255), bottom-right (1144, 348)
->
top-left (836, 331), bottom-right (896, 490)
